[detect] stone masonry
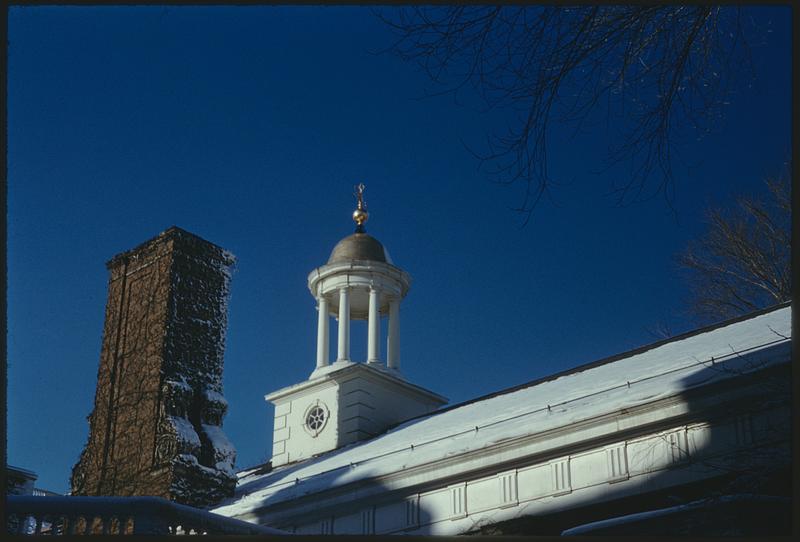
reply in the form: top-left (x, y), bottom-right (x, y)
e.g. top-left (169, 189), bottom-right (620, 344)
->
top-left (71, 227), bottom-right (237, 508)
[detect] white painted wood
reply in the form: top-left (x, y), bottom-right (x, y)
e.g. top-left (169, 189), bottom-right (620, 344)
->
top-left (337, 288), bottom-right (350, 362)
top-left (498, 469), bottom-right (518, 507)
top-left (367, 288), bottom-right (380, 363)
top-left (361, 507), bottom-right (374, 534)
top-left (605, 443), bottom-right (629, 482)
top-left (550, 458), bottom-right (571, 495)
top-left (315, 295), bottom-right (329, 368)
top-left (449, 483), bottom-right (467, 519)
top-left (387, 299), bottom-right (400, 369)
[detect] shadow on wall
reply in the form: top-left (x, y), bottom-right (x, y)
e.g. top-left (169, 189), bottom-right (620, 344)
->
top-left (235, 339), bottom-right (792, 536)
top-left (482, 340), bottom-right (792, 536)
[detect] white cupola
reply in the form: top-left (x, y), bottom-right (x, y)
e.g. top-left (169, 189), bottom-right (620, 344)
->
top-left (266, 185), bottom-right (447, 467)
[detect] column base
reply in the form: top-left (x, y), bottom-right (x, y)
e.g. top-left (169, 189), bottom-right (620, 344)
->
top-left (309, 359), bottom-right (356, 379)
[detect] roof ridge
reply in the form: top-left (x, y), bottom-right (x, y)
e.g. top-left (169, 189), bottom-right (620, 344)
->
top-left (390, 301), bottom-right (792, 428)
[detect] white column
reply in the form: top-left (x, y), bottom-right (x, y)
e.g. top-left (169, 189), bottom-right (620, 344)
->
top-left (337, 287), bottom-right (350, 361)
top-left (316, 295), bottom-right (330, 368)
top-left (387, 298), bottom-right (400, 370)
top-left (367, 288), bottom-right (380, 363)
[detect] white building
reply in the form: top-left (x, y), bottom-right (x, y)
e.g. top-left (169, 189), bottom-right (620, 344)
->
top-left (212, 191), bottom-right (792, 535)
top-left (266, 188), bottom-right (446, 467)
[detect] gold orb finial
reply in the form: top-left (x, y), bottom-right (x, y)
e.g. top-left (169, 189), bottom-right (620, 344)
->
top-left (353, 183), bottom-right (369, 232)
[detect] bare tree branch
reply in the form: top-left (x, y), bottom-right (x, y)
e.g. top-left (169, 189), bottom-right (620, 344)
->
top-left (377, 6), bottom-right (753, 220)
top-left (676, 170), bottom-right (790, 323)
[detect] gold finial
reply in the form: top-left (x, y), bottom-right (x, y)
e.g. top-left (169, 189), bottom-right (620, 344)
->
top-left (352, 183), bottom-right (369, 232)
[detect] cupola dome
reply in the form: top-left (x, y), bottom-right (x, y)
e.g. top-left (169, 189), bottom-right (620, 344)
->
top-left (327, 233), bottom-right (392, 264)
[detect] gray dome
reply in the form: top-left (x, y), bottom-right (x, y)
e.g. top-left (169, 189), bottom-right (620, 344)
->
top-left (328, 233), bottom-right (392, 264)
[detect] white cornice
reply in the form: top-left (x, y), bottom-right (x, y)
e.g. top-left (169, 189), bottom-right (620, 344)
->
top-left (307, 260), bottom-right (411, 298)
top-left (265, 362), bottom-right (448, 405)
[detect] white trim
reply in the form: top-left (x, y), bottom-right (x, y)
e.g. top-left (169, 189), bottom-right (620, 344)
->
top-left (497, 469), bottom-right (518, 508)
top-left (550, 458), bottom-right (571, 495)
top-left (605, 443), bottom-right (629, 482)
top-left (449, 483), bottom-right (467, 519)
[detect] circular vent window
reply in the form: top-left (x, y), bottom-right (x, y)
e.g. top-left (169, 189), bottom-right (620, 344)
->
top-left (304, 402), bottom-right (329, 436)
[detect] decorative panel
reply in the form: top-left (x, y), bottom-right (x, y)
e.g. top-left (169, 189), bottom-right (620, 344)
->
top-left (320, 517), bottom-right (333, 535)
top-left (361, 507), bottom-right (374, 534)
top-left (449, 483), bottom-right (467, 519)
top-left (551, 458), bottom-right (571, 494)
top-left (605, 444), bottom-right (629, 482)
top-left (498, 470), bottom-right (518, 507)
top-left (667, 429), bottom-right (689, 464)
top-left (405, 496), bottom-right (419, 528)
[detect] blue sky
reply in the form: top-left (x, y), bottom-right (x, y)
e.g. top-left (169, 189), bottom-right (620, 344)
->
top-left (7, 6), bottom-right (790, 494)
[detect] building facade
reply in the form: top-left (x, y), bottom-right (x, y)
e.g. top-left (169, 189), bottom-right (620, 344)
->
top-left (211, 193), bottom-right (792, 535)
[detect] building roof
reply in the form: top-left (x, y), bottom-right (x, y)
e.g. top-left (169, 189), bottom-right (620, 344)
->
top-left (327, 233), bottom-right (392, 264)
top-left (213, 304), bottom-right (791, 518)
top-left (6, 465), bottom-right (38, 482)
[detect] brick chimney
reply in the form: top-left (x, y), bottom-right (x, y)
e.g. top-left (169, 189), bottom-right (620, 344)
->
top-left (71, 227), bottom-right (237, 508)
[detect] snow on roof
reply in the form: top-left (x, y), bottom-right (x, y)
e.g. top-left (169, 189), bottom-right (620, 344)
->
top-left (213, 305), bottom-right (791, 518)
